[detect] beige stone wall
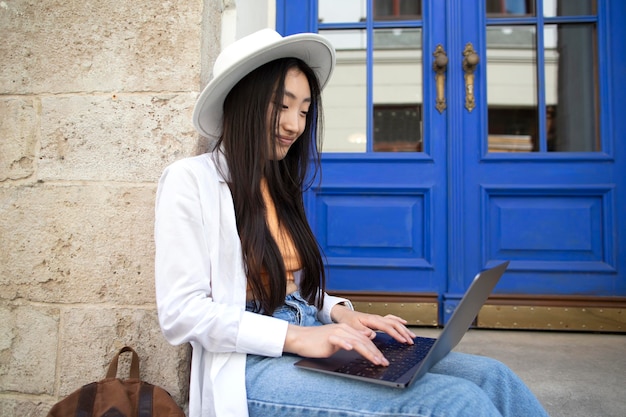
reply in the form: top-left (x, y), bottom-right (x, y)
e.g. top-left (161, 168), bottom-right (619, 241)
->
top-left (0, 0), bottom-right (228, 415)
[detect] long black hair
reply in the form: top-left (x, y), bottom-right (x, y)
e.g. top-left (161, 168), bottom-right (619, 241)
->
top-left (215, 57), bottom-right (326, 315)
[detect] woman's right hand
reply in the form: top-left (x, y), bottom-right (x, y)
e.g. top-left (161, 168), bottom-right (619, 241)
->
top-left (283, 323), bottom-right (390, 366)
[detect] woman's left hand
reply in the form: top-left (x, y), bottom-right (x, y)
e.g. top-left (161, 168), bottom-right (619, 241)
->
top-left (330, 305), bottom-right (417, 345)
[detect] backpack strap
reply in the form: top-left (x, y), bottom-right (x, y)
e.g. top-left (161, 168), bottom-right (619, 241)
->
top-left (138, 383), bottom-right (154, 417)
top-left (74, 382), bottom-right (97, 417)
top-left (106, 347), bottom-right (140, 379)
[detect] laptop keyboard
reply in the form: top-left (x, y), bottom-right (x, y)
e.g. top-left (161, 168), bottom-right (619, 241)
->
top-left (334, 336), bottom-right (436, 382)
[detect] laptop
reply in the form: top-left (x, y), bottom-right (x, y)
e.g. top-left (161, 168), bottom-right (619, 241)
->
top-left (294, 261), bottom-right (510, 388)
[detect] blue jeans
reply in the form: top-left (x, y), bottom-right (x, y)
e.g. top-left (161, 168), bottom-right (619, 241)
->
top-left (246, 292), bottom-right (549, 417)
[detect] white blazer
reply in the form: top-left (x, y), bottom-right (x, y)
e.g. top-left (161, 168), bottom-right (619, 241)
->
top-left (154, 151), bottom-right (351, 417)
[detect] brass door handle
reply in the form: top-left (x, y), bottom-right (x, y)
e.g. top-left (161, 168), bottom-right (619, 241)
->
top-left (433, 44), bottom-right (448, 113)
top-left (462, 43), bottom-right (479, 112)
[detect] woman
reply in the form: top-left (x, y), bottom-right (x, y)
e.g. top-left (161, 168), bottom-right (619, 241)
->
top-left (155, 29), bottom-right (549, 417)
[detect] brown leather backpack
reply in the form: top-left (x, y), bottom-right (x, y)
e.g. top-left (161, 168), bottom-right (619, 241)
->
top-left (47, 346), bottom-right (185, 417)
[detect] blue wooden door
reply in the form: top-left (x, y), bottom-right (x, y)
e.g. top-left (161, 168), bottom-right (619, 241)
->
top-left (448, 0), bottom-right (626, 324)
top-left (277, 0), bottom-right (626, 326)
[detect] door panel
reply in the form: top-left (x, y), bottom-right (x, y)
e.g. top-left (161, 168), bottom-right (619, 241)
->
top-left (312, 159), bottom-right (440, 293)
top-left (458, 0), bottom-right (624, 290)
top-left (483, 187), bottom-right (615, 271)
top-left (298, 0), bottom-right (449, 310)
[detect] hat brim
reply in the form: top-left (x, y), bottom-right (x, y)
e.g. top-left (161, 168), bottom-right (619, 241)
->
top-left (192, 33), bottom-right (335, 139)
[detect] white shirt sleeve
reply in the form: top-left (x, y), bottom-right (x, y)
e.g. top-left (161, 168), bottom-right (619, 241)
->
top-left (154, 158), bottom-right (287, 357)
top-left (318, 293), bottom-right (354, 324)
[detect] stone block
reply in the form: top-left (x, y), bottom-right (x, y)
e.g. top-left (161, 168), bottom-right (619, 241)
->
top-left (0, 302), bottom-right (59, 395)
top-left (38, 93), bottom-right (204, 183)
top-left (0, 98), bottom-right (39, 182)
top-left (56, 307), bottom-right (189, 406)
top-left (0, 397), bottom-right (52, 417)
top-left (0, 183), bottom-right (158, 305)
top-left (0, 0), bottom-right (202, 94)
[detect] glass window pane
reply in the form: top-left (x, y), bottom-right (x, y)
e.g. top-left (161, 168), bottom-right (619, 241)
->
top-left (486, 25), bottom-right (535, 48)
top-left (486, 0), bottom-right (535, 17)
top-left (547, 23), bottom-right (599, 152)
top-left (373, 28), bottom-right (423, 152)
top-left (320, 30), bottom-right (367, 153)
top-left (486, 26), bottom-right (538, 152)
top-left (374, 0), bottom-right (422, 21)
top-left (319, 0), bottom-right (366, 24)
top-left (544, 0), bottom-right (596, 17)
top-left (319, 29), bottom-right (366, 51)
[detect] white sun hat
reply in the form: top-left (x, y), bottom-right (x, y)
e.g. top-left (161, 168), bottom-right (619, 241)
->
top-left (192, 28), bottom-right (336, 139)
